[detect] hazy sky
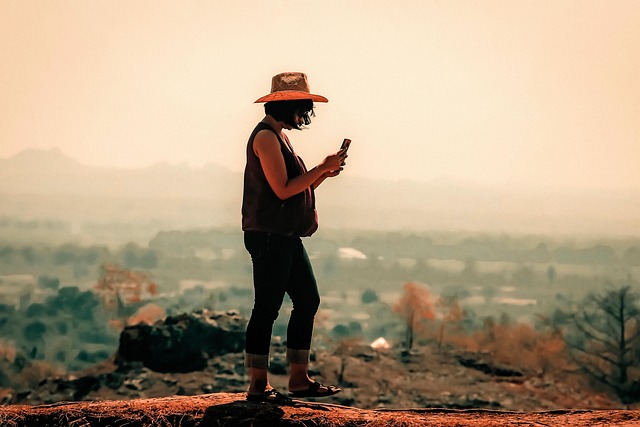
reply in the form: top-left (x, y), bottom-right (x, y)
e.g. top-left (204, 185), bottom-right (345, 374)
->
top-left (2, 1), bottom-right (639, 190)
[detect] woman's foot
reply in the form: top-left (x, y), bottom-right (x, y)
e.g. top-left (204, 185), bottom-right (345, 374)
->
top-left (289, 380), bottom-right (341, 398)
top-left (288, 363), bottom-right (341, 397)
top-left (246, 387), bottom-right (293, 404)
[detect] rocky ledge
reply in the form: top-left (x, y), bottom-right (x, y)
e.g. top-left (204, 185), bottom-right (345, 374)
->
top-left (1, 393), bottom-right (639, 427)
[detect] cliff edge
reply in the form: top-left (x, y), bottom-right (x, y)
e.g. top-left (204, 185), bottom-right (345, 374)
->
top-left (1, 392), bottom-right (639, 427)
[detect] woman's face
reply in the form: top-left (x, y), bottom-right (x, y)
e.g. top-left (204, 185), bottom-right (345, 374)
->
top-left (282, 110), bottom-right (310, 130)
top-left (282, 115), bottom-right (302, 130)
top-left (295, 108), bottom-right (314, 128)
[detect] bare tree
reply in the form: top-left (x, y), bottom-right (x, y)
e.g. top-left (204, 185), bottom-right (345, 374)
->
top-left (435, 294), bottom-right (464, 349)
top-left (563, 285), bottom-right (640, 403)
top-left (392, 282), bottom-right (435, 351)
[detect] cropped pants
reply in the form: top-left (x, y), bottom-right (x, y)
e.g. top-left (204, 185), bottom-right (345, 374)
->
top-left (243, 231), bottom-right (320, 369)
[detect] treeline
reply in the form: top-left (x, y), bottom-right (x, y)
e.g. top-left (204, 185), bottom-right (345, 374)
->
top-left (3, 228), bottom-right (640, 274)
top-left (0, 229), bottom-right (252, 287)
top-left (2, 228), bottom-right (638, 324)
top-left (340, 232), bottom-right (640, 265)
top-left (0, 283), bottom-right (117, 377)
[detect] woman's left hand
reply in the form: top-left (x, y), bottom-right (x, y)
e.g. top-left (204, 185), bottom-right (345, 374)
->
top-left (324, 168), bottom-right (342, 178)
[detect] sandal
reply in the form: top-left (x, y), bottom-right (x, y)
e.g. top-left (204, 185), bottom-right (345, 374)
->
top-left (289, 381), bottom-right (341, 398)
top-left (246, 388), bottom-right (292, 404)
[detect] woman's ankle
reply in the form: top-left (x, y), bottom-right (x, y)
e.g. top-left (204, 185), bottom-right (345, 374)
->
top-left (288, 364), bottom-right (313, 389)
top-left (248, 383), bottom-right (272, 394)
top-left (248, 370), bottom-right (269, 393)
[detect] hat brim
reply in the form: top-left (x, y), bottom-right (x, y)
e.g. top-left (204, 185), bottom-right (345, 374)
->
top-left (255, 91), bottom-right (328, 103)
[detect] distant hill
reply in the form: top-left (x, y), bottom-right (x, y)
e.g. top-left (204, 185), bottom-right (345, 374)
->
top-left (1, 148), bottom-right (639, 237)
top-left (0, 148), bottom-right (236, 199)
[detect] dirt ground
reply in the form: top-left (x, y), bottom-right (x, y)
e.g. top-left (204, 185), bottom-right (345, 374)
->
top-left (1, 392), bottom-right (640, 427)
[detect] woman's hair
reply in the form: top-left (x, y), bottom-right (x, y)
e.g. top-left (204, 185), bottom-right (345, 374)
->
top-left (264, 99), bottom-right (315, 129)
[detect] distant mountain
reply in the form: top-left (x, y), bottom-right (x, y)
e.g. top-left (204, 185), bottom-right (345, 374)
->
top-left (0, 148), bottom-right (82, 172)
top-left (0, 148), bottom-right (239, 199)
top-left (1, 148), bottom-right (639, 236)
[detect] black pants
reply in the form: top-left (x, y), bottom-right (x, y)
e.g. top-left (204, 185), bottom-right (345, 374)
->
top-left (243, 231), bottom-right (320, 368)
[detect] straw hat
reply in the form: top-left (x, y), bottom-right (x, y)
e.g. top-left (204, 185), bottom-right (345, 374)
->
top-left (255, 72), bottom-right (328, 103)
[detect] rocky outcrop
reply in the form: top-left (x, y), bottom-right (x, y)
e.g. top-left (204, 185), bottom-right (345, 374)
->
top-left (116, 310), bottom-right (246, 373)
top-left (1, 393), bottom-right (640, 427)
top-left (14, 352), bottom-right (247, 405)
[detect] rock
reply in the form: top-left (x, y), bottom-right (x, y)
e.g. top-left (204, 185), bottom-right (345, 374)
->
top-left (103, 372), bottom-right (124, 389)
top-left (2, 393), bottom-right (640, 427)
top-left (116, 310), bottom-right (246, 373)
top-left (355, 351), bottom-right (376, 362)
top-left (71, 376), bottom-right (101, 400)
top-left (198, 401), bottom-right (286, 427)
top-left (455, 354), bottom-right (523, 378)
top-left (200, 384), bottom-right (214, 394)
top-left (0, 388), bottom-right (14, 404)
top-left (123, 378), bottom-right (145, 391)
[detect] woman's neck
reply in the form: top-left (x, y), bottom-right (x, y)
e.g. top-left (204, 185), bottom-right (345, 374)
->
top-left (261, 115), bottom-right (285, 133)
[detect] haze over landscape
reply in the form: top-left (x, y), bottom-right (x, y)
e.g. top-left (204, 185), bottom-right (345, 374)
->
top-left (1, 148), bottom-right (639, 238)
top-left (2, 0), bottom-right (640, 197)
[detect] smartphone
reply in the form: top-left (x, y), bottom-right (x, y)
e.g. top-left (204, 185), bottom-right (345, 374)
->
top-left (340, 138), bottom-right (351, 153)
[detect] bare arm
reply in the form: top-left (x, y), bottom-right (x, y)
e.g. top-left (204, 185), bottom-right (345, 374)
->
top-left (312, 168), bottom-right (343, 189)
top-left (253, 130), bottom-right (344, 200)
top-left (313, 145), bottom-right (348, 189)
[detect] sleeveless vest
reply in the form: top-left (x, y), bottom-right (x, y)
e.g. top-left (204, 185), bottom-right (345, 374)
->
top-left (241, 122), bottom-right (318, 237)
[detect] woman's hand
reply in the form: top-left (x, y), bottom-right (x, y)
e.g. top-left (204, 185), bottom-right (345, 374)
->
top-left (312, 151), bottom-right (346, 188)
top-left (320, 151), bottom-right (348, 173)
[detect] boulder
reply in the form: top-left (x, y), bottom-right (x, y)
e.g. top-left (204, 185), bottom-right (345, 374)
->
top-left (199, 401), bottom-right (285, 427)
top-left (455, 354), bottom-right (523, 378)
top-left (116, 310), bottom-right (246, 373)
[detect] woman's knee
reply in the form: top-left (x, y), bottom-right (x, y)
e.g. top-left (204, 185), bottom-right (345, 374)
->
top-left (250, 304), bottom-right (281, 323)
top-left (309, 292), bottom-right (320, 314)
top-left (293, 292), bottom-right (320, 316)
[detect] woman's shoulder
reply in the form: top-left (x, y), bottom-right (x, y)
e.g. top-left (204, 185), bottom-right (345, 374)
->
top-left (252, 128), bottom-right (283, 157)
top-left (254, 128), bottom-right (280, 144)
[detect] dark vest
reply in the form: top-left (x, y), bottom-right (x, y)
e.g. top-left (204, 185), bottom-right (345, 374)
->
top-left (241, 122), bottom-right (318, 237)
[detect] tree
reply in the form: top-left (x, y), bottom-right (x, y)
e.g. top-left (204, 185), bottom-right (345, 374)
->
top-left (361, 288), bottom-right (379, 304)
top-left (547, 265), bottom-right (556, 284)
top-left (435, 294), bottom-right (464, 349)
top-left (392, 282), bottom-right (435, 351)
top-left (94, 264), bottom-right (158, 329)
top-left (23, 322), bottom-right (46, 342)
top-left (25, 303), bottom-right (47, 318)
top-left (122, 244), bottom-right (158, 269)
top-left (562, 285), bottom-right (640, 403)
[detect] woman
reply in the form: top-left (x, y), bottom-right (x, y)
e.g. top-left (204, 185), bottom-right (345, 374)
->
top-left (242, 72), bottom-right (346, 403)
